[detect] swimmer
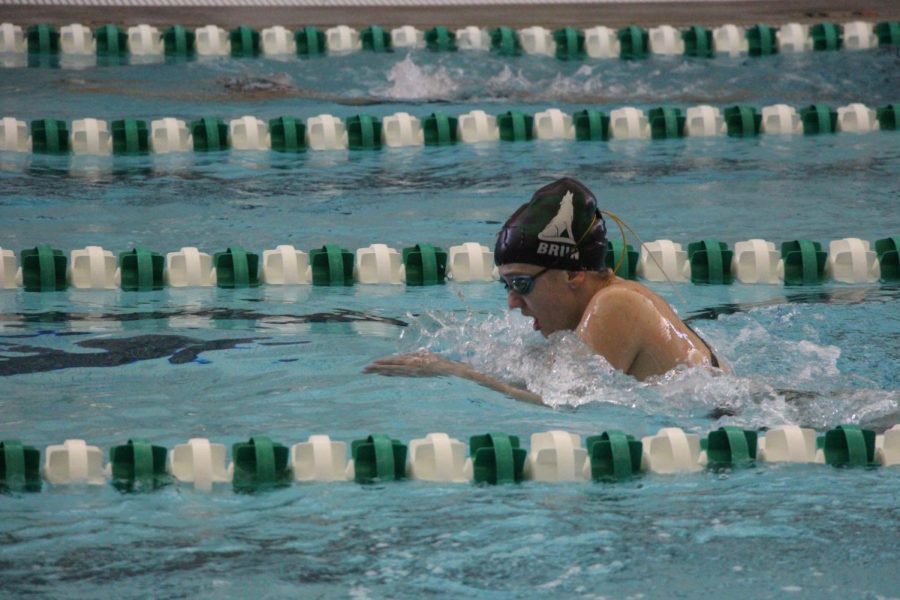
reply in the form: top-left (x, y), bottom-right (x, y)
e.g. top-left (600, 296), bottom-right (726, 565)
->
top-left (365, 177), bottom-right (724, 405)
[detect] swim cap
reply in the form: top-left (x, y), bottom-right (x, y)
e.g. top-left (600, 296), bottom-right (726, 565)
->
top-left (494, 178), bottom-right (608, 271)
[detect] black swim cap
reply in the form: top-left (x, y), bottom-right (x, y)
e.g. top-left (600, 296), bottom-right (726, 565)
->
top-left (494, 178), bottom-right (608, 271)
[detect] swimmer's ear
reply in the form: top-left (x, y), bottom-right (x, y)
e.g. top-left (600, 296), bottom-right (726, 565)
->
top-left (566, 271), bottom-right (586, 287)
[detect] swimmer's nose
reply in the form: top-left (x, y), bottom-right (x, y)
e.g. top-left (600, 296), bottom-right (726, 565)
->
top-left (507, 291), bottom-right (524, 311)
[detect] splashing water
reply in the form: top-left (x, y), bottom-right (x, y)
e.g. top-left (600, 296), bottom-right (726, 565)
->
top-left (485, 65), bottom-right (533, 95)
top-left (374, 54), bottom-right (460, 100)
top-left (397, 307), bottom-right (899, 430)
top-left (400, 309), bottom-right (625, 408)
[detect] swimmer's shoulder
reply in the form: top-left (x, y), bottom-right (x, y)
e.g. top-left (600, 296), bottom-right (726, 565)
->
top-left (586, 278), bottom-right (695, 337)
top-left (582, 279), bottom-right (658, 332)
top-left (589, 278), bottom-right (658, 313)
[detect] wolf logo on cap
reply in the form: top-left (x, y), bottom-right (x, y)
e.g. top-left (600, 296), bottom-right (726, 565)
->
top-left (537, 191), bottom-right (576, 245)
top-left (536, 190), bottom-right (579, 260)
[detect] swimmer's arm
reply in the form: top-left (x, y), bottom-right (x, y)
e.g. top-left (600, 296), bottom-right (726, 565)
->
top-left (364, 352), bottom-right (544, 405)
top-left (452, 364), bottom-right (544, 405)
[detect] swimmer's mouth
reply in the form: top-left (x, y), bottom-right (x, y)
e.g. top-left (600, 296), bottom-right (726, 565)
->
top-left (520, 309), bottom-right (541, 332)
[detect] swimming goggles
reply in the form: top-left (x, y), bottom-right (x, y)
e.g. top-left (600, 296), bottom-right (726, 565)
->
top-left (501, 265), bottom-right (552, 295)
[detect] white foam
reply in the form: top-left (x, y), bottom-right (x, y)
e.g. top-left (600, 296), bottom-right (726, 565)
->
top-left (375, 55), bottom-right (460, 100)
top-left (398, 307), bottom-right (899, 429)
top-left (405, 309), bottom-right (673, 410)
top-left (485, 65), bottom-right (532, 94)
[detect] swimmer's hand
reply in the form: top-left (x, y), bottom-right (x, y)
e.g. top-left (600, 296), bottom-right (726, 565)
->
top-left (364, 351), bottom-right (465, 378)
top-left (364, 351), bottom-right (544, 405)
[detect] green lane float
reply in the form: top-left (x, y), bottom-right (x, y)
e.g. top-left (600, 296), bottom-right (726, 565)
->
top-left (26, 24), bottom-right (59, 54)
top-left (111, 119), bottom-right (150, 155)
top-left (426, 26), bottom-right (456, 51)
top-left (683, 26), bottom-right (713, 57)
top-left (31, 119), bottom-right (69, 155)
top-left (361, 25), bottom-right (391, 52)
top-left (875, 237), bottom-right (900, 282)
top-left (746, 24), bottom-right (778, 56)
top-left (490, 26), bottom-right (520, 55)
top-left (163, 25), bottom-right (195, 57)
top-left (95, 24), bottom-right (128, 57)
top-left (821, 425), bottom-right (876, 467)
top-left (20, 245), bottom-right (67, 292)
top-left (119, 248), bottom-right (165, 291)
top-left (295, 26), bottom-right (325, 56)
top-left (232, 436), bottom-right (291, 491)
top-left (347, 114), bottom-right (383, 150)
top-left (351, 434), bottom-right (407, 482)
top-left (554, 27), bottom-right (585, 60)
top-left (310, 244), bottom-right (354, 286)
top-left (648, 106), bottom-right (686, 139)
top-left (403, 243), bottom-right (447, 285)
top-left (724, 106), bottom-right (761, 137)
top-left (470, 433), bottom-right (527, 485)
top-left (606, 240), bottom-right (639, 280)
top-left (704, 427), bottom-right (758, 468)
top-left (875, 21), bottom-right (900, 46)
top-left (423, 112), bottom-right (458, 145)
top-left (876, 104), bottom-right (898, 130)
top-left (618, 25), bottom-right (649, 59)
top-left (110, 439), bottom-right (169, 491)
top-left (811, 23), bottom-right (843, 51)
top-left (688, 240), bottom-right (734, 284)
top-left (214, 247), bottom-right (260, 289)
top-left (574, 109), bottom-right (610, 141)
top-left (191, 117), bottom-right (229, 152)
top-left (800, 104), bottom-right (838, 134)
top-left (781, 240), bottom-right (826, 285)
top-left (498, 110), bottom-right (534, 142)
top-left (586, 431), bottom-right (642, 481)
top-left (0, 440), bottom-right (42, 493)
top-left (269, 116), bottom-right (306, 153)
top-left (229, 26), bottom-right (260, 57)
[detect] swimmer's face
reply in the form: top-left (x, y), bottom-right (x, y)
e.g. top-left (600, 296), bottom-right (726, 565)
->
top-left (500, 263), bottom-right (579, 337)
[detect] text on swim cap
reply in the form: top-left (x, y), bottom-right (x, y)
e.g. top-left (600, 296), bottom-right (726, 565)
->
top-left (537, 242), bottom-right (580, 260)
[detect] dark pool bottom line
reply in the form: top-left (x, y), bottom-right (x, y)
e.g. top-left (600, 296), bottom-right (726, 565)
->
top-left (0, 307), bottom-right (409, 326)
top-left (0, 333), bottom-right (297, 375)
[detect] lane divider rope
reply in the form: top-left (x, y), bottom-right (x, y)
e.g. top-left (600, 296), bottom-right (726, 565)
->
top-left (1, 237), bottom-right (898, 291)
top-left (3, 425), bottom-right (898, 492)
top-left (0, 103), bottom-right (897, 157)
top-left (0, 20), bottom-right (897, 66)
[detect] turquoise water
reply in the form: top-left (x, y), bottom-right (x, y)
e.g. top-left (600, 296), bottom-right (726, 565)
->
top-left (1, 47), bottom-right (899, 598)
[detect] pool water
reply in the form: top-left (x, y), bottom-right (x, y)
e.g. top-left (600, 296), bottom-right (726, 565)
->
top-left (1, 45), bottom-right (899, 598)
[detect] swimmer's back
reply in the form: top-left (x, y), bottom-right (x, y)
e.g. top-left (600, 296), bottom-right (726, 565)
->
top-left (578, 277), bottom-right (722, 379)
